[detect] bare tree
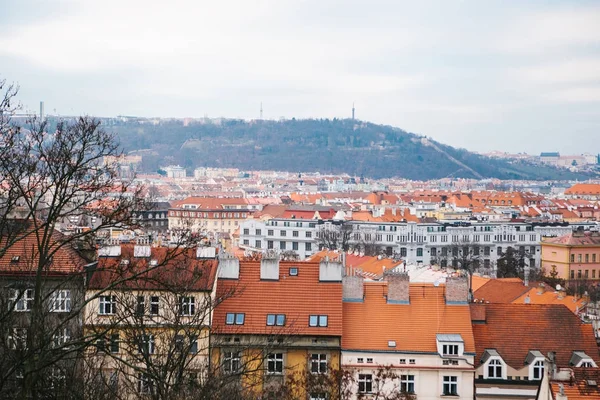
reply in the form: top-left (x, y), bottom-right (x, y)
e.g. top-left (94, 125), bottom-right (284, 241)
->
top-left (317, 223), bottom-right (352, 252)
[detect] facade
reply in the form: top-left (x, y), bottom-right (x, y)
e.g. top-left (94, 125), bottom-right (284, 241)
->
top-left (564, 183), bottom-right (600, 200)
top-left (239, 218), bottom-right (596, 271)
top-left (471, 303), bottom-right (599, 399)
top-left (342, 274), bottom-right (476, 400)
top-left (163, 165), bottom-right (187, 178)
top-left (0, 223), bottom-right (88, 397)
top-left (132, 201), bottom-right (170, 233)
top-left (85, 244), bottom-right (218, 398)
top-left (168, 197), bottom-right (253, 236)
top-left (541, 231), bottom-right (600, 281)
top-left (212, 255), bottom-right (343, 398)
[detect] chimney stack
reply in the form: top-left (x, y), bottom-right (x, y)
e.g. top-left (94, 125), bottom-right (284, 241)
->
top-left (343, 275), bottom-right (364, 302)
top-left (320, 257), bottom-right (343, 282)
top-left (384, 271), bottom-right (410, 304)
top-left (260, 256), bottom-right (280, 280)
top-left (445, 276), bottom-right (469, 304)
top-left (218, 253), bottom-right (240, 279)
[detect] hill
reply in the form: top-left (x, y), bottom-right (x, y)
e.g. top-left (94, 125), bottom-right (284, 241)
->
top-left (93, 117), bottom-right (591, 180)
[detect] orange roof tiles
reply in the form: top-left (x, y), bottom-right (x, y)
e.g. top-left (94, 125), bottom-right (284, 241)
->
top-left (171, 197), bottom-right (250, 210)
top-left (544, 231), bottom-right (600, 246)
top-left (550, 368), bottom-right (600, 399)
top-left (0, 221), bottom-right (87, 276)
top-left (512, 288), bottom-right (586, 314)
top-left (90, 245), bottom-right (218, 291)
top-left (343, 282), bottom-right (476, 353)
top-left (471, 304), bottom-right (599, 368)
top-left (565, 184), bottom-right (600, 195)
top-left (214, 260), bottom-right (343, 337)
top-left (473, 278), bottom-right (531, 303)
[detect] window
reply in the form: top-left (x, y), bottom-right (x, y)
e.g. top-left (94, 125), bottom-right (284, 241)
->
top-left (110, 334), bottom-right (120, 353)
top-left (594, 254), bottom-right (597, 263)
top-left (367, 358), bottom-right (373, 363)
top-left (311, 353), bottom-right (327, 374)
top-left (309, 393), bottom-right (328, 400)
top-left (571, 254), bottom-right (575, 262)
top-left (293, 231), bottom-right (299, 237)
top-left (358, 374), bottom-right (372, 393)
top-left (9, 328), bottom-right (28, 350)
top-left (50, 290), bottom-right (71, 312)
top-left (139, 335), bottom-right (155, 355)
top-left (571, 270), bottom-right (575, 279)
top-left (280, 230), bottom-right (287, 237)
top-left (235, 313), bottom-right (245, 325)
top-left (267, 353), bottom-right (283, 374)
top-left (306, 231), bottom-right (312, 238)
top-left (52, 328), bottom-right (71, 348)
top-left (443, 376), bottom-right (458, 396)
top-left (179, 296), bottom-right (196, 316)
top-left (532, 360), bottom-right (544, 380)
top-left (189, 336), bottom-right (198, 354)
top-left (292, 242), bottom-right (299, 251)
top-left (99, 295), bottom-right (116, 315)
top-left (137, 373), bottom-right (154, 394)
top-left (309, 315), bottom-right (328, 327)
top-left (226, 313), bottom-right (245, 325)
top-left (399, 358), bottom-right (406, 364)
top-left (256, 229), bottom-right (262, 235)
top-left (306, 243), bottom-right (312, 251)
top-left (268, 229), bottom-right (274, 236)
top-left (243, 228), bottom-right (250, 235)
top-left (400, 375), bottom-right (415, 393)
top-left (417, 248), bottom-right (423, 257)
top-left (488, 359), bottom-right (503, 378)
top-left (150, 296), bottom-right (159, 315)
top-left (357, 358), bottom-right (364, 363)
top-left (136, 296), bottom-right (145, 316)
top-left (289, 267), bottom-right (298, 276)
top-left (400, 248), bottom-right (407, 257)
top-left (10, 289), bottom-right (34, 312)
top-left (266, 314), bottom-right (286, 326)
top-left (280, 241), bottom-right (286, 250)
top-left (443, 344), bottom-right (459, 356)
top-left (267, 240), bottom-right (274, 249)
top-left (223, 351), bottom-right (241, 374)
top-left (578, 270), bottom-right (582, 279)
top-left (255, 240), bottom-right (262, 248)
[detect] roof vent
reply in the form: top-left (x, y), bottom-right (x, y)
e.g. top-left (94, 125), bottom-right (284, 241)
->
top-left (587, 380), bottom-right (597, 387)
top-left (388, 340), bottom-right (396, 348)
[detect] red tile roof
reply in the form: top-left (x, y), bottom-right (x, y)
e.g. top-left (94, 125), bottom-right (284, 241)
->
top-left (343, 282), bottom-right (476, 353)
top-left (544, 231), bottom-right (600, 246)
top-left (0, 221), bottom-right (87, 276)
top-left (473, 279), bottom-right (531, 303)
top-left (471, 304), bottom-right (599, 368)
top-left (90, 245), bottom-right (218, 291)
top-left (550, 368), bottom-right (600, 399)
top-left (213, 260), bottom-right (343, 337)
top-left (565, 184), bottom-right (600, 196)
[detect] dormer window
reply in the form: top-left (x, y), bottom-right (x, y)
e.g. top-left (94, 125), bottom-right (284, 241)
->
top-left (532, 361), bottom-right (544, 380)
top-left (437, 334), bottom-right (464, 358)
top-left (482, 349), bottom-right (507, 380)
top-left (488, 360), bottom-right (503, 378)
top-left (570, 351), bottom-right (598, 368)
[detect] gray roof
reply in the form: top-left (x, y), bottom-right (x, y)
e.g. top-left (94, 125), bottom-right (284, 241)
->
top-left (570, 351), bottom-right (591, 366)
top-left (525, 350), bottom-right (544, 365)
top-left (481, 349), bottom-right (501, 364)
top-left (540, 152), bottom-right (560, 157)
top-left (436, 333), bottom-right (464, 343)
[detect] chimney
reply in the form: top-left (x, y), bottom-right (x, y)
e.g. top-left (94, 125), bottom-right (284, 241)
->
top-left (384, 271), bottom-right (410, 304)
top-left (260, 256), bottom-right (280, 280)
top-left (445, 276), bottom-right (469, 304)
top-left (343, 275), bottom-right (364, 302)
top-left (218, 253), bottom-right (240, 279)
top-left (556, 384), bottom-right (568, 400)
top-left (319, 257), bottom-right (343, 282)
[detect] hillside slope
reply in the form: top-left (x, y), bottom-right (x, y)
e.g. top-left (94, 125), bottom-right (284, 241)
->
top-left (97, 117), bottom-right (588, 180)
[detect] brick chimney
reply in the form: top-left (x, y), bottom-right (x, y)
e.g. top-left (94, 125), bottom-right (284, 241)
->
top-left (218, 253), bottom-right (240, 279)
top-left (343, 275), bottom-right (364, 302)
top-left (384, 271), bottom-right (410, 304)
top-left (446, 276), bottom-right (469, 304)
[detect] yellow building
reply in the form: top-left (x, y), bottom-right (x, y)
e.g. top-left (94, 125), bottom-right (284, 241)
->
top-left (541, 231), bottom-right (600, 281)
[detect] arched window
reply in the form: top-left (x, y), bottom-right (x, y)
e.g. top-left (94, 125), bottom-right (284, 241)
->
top-left (532, 360), bottom-right (544, 380)
top-left (488, 359), bottom-right (503, 378)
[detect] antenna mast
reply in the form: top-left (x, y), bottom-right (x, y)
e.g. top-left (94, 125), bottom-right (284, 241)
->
top-left (352, 102), bottom-right (355, 120)
top-left (260, 102), bottom-right (263, 120)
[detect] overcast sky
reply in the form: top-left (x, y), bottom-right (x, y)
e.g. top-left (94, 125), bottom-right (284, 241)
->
top-left (1, 0), bottom-right (599, 155)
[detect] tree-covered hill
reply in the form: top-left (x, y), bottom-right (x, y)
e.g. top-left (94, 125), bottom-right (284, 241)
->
top-left (87, 117), bottom-right (592, 180)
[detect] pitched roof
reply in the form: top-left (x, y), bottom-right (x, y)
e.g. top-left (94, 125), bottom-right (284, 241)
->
top-left (550, 368), bottom-right (600, 399)
top-left (565, 184), bottom-right (600, 195)
top-left (342, 282), bottom-right (476, 353)
top-left (213, 260), bottom-right (343, 337)
top-left (543, 231), bottom-right (600, 246)
top-left (171, 197), bottom-right (250, 209)
top-left (90, 245), bottom-right (218, 291)
top-left (473, 278), bottom-right (531, 303)
top-left (512, 287), bottom-right (586, 314)
top-left (471, 304), bottom-right (599, 369)
top-left (0, 220), bottom-right (87, 276)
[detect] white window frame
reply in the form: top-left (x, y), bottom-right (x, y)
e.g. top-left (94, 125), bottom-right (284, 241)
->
top-left (442, 344), bottom-right (459, 356)
top-left (532, 360), bottom-right (544, 380)
top-left (9, 328), bottom-right (28, 350)
top-left (179, 296), bottom-right (196, 316)
top-left (139, 334), bottom-right (155, 355)
top-left (267, 352), bottom-right (284, 374)
top-left (149, 296), bottom-right (159, 315)
top-left (310, 353), bottom-right (327, 374)
top-left (10, 289), bottom-right (34, 312)
top-left (137, 372), bottom-right (154, 394)
top-left (52, 327), bottom-right (71, 348)
top-left (223, 351), bottom-right (241, 374)
top-left (358, 373), bottom-right (373, 394)
top-left (400, 374), bottom-right (415, 394)
top-left (442, 376), bottom-right (458, 396)
top-left (486, 359), bottom-right (504, 379)
top-left (50, 290), bottom-right (71, 312)
top-left (99, 295), bottom-right (116, 315)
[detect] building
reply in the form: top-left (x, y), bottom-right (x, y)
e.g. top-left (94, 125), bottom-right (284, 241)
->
top-left (168, 197), bottom-right (253, 237)
top-left (163, 165), bottom-right (187, 178)
top-left (84, 243), bottom-right (218, 398)
top-left (132, 201), bottom-right (170, 233)
top-left (471, 303), bottom-right (599, 399)
top-left (342, 274), bottom-right (476, 400)
top-left (541, 230), bottom-right (600, 281)
top-left (0, 222), bottom-right (89, 397)
top-left (564, 184), bottom-right (600, 200)
top-left (212, 254), bottom-right (343, 398)
top-left (540, 152), bottom-right (561, 165)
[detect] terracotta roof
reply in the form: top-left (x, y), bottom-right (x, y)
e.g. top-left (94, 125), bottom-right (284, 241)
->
top-left (473, 278), bottom-right (531, 303)
top-left (544, 231), bottom-right (600, 246)
top-left (471, 275), bottom-right (491, 292)
top-left (171, 197), bottom-right (250, 209)
top-left (343, 282), bottom-right (476, 353)
top-left (565, 184), bottom-right (600, 195)
top-left (471, 304), bottom-right (599, 369)
top-left (213, 260), bottom-right (343, 337)
top-left (0, 221), bottom-right (87, 276)
top-left (512, 287), bottom-right (586, 314)
top-left (550, 368), bottom-right (600, 399)
top-left (90, 245), bottom-right (218, 291)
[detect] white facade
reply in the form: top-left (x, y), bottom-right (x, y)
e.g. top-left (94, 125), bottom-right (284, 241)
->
top-left (163, 165), bottom-right (186, 178)
top-left (239, 218), bottom-right (319, 259)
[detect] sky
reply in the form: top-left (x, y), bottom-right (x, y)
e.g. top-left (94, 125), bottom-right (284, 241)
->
top-left (1, 0), bottom-right (599, 155)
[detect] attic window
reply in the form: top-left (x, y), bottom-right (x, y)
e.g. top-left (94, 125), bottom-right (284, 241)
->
top-left (289, 267), bottom-right (298, 276)
top-left (388, 341), bottom-right (396, 348)
top-left (120, 259), bottom-right (130, 265)
top-left (11, 256), bottom-right (20, 263)
top-left (150, 259), bottom-right (158, 266)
